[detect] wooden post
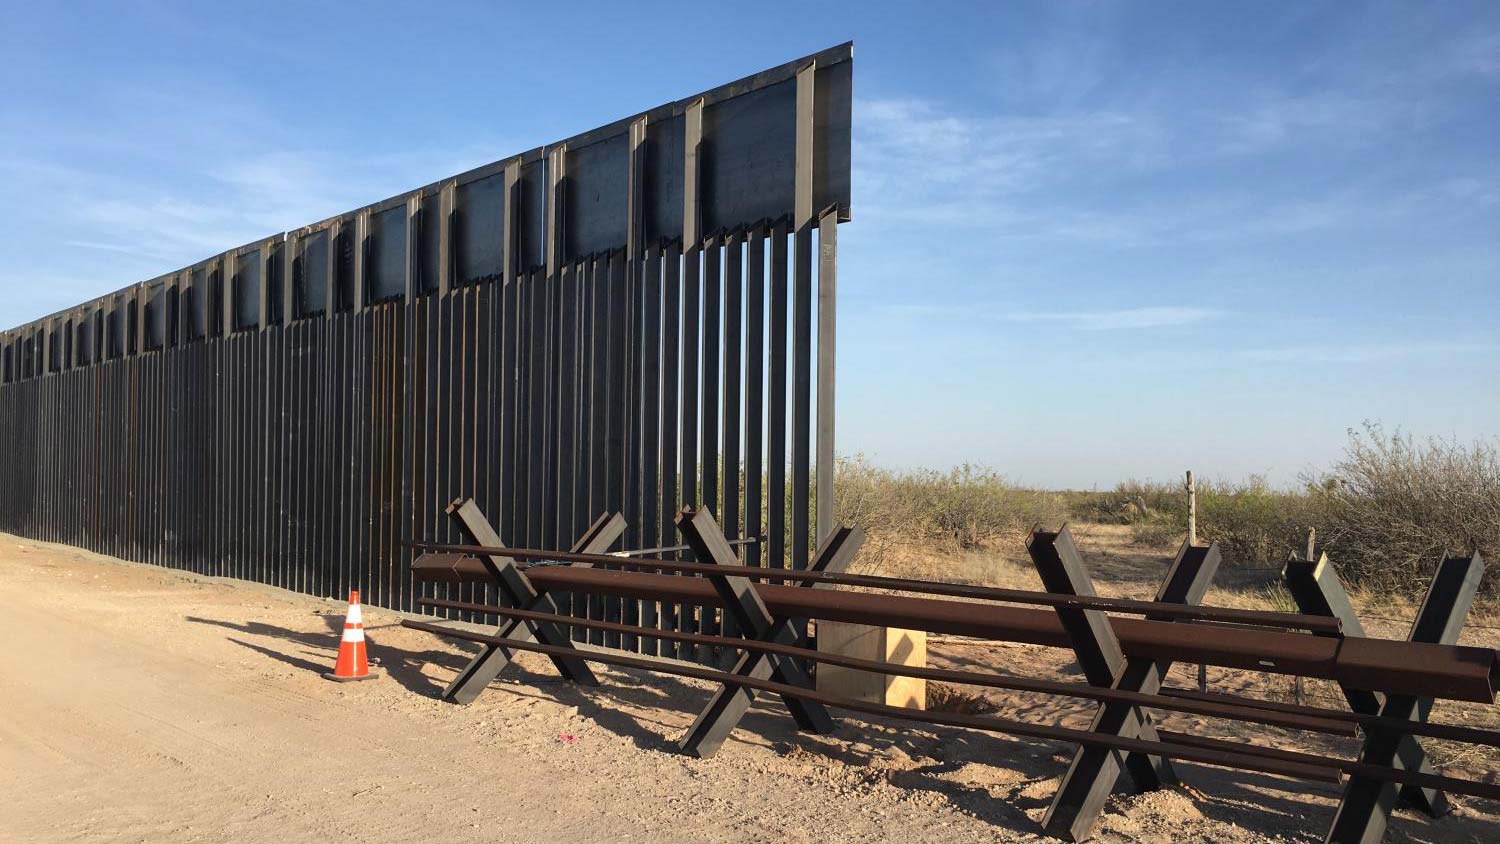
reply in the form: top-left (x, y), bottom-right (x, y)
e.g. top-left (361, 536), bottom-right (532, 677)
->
top-left (1185, 470), bottom-right (1197, 546)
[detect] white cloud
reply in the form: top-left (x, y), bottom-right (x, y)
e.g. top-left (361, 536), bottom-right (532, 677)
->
top-left (1240, 342), bottom-right (1498, 364)
top-left (1002, 306), bottom-right (1223, 331)
top-left (848, 93), bottom-right (1412, 248)
top-left (1215, 93), bottom-right (1398, 155)
top-left (881, 303), bottom-right (1223, 331)
top-left (0, 117), bottom-right (513, 329)
top-left (854, 95), bottom-right (1167, 193)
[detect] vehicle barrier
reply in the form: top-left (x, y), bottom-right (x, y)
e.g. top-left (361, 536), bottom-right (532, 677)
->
top-left (403, 497), bottom-right (1500, 843)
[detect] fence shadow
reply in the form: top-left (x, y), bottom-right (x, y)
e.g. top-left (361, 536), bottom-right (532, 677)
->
top-left (189, 612), bottom-right (1483, 843)
top-left (186, 614), bottom-right (478, 699)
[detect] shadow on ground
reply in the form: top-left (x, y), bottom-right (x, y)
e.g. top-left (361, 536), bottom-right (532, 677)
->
top-left (187, 614), bottom-right (1483, 843)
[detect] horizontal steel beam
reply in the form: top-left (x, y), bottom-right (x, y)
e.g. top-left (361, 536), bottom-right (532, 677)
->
top-left (426, 563), bottom-right (1498, 703)
top-left (400, 617), bottom-right (1500, 802)
top-left (1159, 686), bottom-right (1500, 748)
top-left (416, 595), bottom-right (1356, 736)
top-left (407, 542), bottom-right (1342, 633)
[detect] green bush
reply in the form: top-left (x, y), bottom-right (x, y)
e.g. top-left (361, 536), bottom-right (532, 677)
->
top-left (1073, 477), bottom-right (1314, 567)
top-left (809, 425), bottom-right (1499, 598)
top-left (1310, 424), bottom-right (1500, 594)
top-left (1067, 479), bottom-right (1182, 524)
top-left (1195, 477), bottom-right (1319, 569)
top-left (1129, 516), bottom-right (1181, 548)
top-left (831, 456), bottom-right (1068, 552)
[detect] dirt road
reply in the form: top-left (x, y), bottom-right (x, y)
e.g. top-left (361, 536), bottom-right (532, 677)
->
top-left (2, 534), bottom-right (1494, 843)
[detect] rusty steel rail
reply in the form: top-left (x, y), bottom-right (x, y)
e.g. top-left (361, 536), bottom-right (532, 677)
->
top-left (413, 560), bottom-right (1499, 703)
top-left (422, 594), bottom-right (1500, 749)
top-left (612, 537), bottom-right (756, 558)
top-left (404, 541), bottom-right (1343, 634)
top-left (416, 595), bottom-right (1359, 736)
top-left (400, 617), bottom-right (1500, 802)
top-left (1159, 686), bottom-right (1500, 748)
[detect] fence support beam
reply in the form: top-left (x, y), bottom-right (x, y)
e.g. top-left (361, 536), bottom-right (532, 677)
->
top-left (675, 507), bottom-right (861, 757)
top-left (1029, 527), bottom-right (1221, 842)
top-left (1284, 552), bottom-right (1452, 822)
top-left (433, 499), bottom-right (620, 702)
top-left (1287, 552), bottom-right (1485, 844)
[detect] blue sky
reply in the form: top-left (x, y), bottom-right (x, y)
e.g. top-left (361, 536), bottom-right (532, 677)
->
top-left (2, 2), bottom-right (1497, 488)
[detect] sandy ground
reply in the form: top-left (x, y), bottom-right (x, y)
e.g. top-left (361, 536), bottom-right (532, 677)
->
top-left (2, 530), bottom-right (1498, 844)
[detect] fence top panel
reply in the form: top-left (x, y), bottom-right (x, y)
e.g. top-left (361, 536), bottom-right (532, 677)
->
top-left (6, 42), bottom-right (853, 336)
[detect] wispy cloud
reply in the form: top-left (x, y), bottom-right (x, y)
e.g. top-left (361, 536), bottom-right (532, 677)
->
top-left (853, 96), bottom-right (1169, 234)
top-left (881, 303), bottom-right (1223, 331)
top-left (1212, 91), bottom-right (1431, 156)
top-left (849, 91), bottom-right (1442, 249)
top-left (0, 100), bottom-right (514, 327)
top-left (1002, 306), bottom-right (1223, 331)
top-left (1240, 342), bottom-right (1499, 364)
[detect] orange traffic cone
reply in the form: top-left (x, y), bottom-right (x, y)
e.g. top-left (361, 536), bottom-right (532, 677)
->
top-left (324, 590), bottom-right (379, 682)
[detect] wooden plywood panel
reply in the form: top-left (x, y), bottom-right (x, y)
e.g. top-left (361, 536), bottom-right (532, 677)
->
top-left (815, 621), bottom-right (926, 709)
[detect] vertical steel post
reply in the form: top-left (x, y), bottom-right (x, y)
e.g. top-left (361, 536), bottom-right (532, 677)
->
top-left (1030, 529), bottom-right (1222, 842)
top-left (790, 60), bottom-right (815, 570)
top-left (815, 206), bottom-right (837, 547)
top-left (1288, 552), bottom-right (1482, 843)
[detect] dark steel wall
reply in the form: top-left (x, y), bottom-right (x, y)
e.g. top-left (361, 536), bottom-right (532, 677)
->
top-left (0, 45), bottom-right (852, 659)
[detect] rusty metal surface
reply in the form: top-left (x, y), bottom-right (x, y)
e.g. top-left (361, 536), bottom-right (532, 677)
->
top-left (400, 616), bottom-right (1500, 802)
top-left (1160, 686), bottom-right (1500, 748)
top-left (405, 541), bottom-right (1342, 633)
top-left (417, 594), bottom-right (1357, 736)
top-left (500, 564), bottom-right (1498, 703)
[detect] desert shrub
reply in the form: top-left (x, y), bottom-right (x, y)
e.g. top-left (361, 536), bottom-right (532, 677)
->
top-left (1310, 424), bottom-right (1500, 594)
top-left (1077, 476), bottom-right (1314, 566)
top-left (1194, 477), bottom-right (1320, 569)
top-left (1068, 480), bottom-right (1183, 524)
top-left (830, 456), bottom-right (1068, 555)
top-left (813, 425), bottom-right (1499, 598)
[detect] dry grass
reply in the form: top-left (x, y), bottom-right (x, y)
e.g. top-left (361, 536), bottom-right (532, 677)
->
top-left (1310, 423), bottom-right (1500, 595)
top-left (831, 456), bottom-right (1070, 574)
top-left (827, 426), bottom-right (1500, 598)
top-left (926, 682), bottom-right (1001, 715)
top-left (901, 521), bottom-right (1500, 773)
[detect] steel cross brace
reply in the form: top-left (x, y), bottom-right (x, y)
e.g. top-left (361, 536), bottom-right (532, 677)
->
top-left (675, 506), bottom-right (863, 758)
top-left (1285, 551), bottom-right (1484, 844)
top-left (438, 498), bottom-right (626, 704)
top-left (1029, 526), bottom-right (1221, 843)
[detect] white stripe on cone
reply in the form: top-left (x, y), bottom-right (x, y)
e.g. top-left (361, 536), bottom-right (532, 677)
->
top-left (325, 590), bottom-right (375, 681)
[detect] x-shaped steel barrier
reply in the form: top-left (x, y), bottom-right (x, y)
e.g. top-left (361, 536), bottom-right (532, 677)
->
top-left (1284, 550), bottom-right (1485, 844)
top-left (411, 497), bottom-right (865, 754)
top-left (415, 498), bottom-right (626, 703)
top-left (674, 506), bottom-right (864, 757)
top-left (1027, 526), bottom-right (1221, 842)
